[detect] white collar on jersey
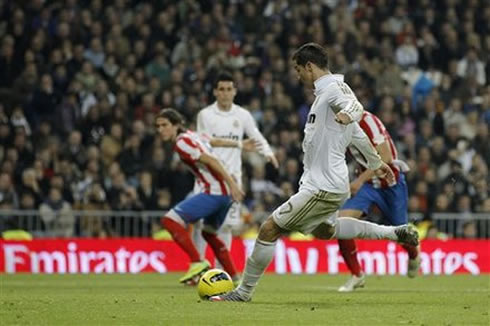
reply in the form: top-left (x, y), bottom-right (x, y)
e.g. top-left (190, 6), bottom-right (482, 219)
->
top-left (313, 73), bottom-right (344, 96)
top-left (212, 102), bottom-right (236, 116)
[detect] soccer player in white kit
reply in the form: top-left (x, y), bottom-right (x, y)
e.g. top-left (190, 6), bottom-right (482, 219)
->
top-left (192, 71), bottom-right (278, 261)
top-left (210, 43), bottom-right (418, 302)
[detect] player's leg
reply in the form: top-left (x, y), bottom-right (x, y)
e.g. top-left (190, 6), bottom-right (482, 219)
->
top-left (162, 213), bottom-right (210, 284)
top-left (336, 218), bottom-right (365, 291)
top-left (337, 186), bottom-right (374, 291)
top-left (210, 189), bottom-right (317, 302)
top-left (384, 174), bottom-right (420, 277)
top-left (329, 180), bottom-right (418, 245)
top-left (214, 202), bottom-right (240, 269)
top-left (193, 202), bottom-right (238, 266)
top-left (201, 226), bottom-right (239, 282)
top-left (191, 219), bottom-right (207, 260)
top-left (210, 216), bottom-right (284, 302)
top-left (162, 194), bottom-right (224, 283)
top-left (162, 212), bottom-right (201, 264)
top-left (312, 216), bottom-right (419, 246)
top-left (201, 197), bottom-right (239, 283)
top-left (216, 224), bottom-right (233, 250)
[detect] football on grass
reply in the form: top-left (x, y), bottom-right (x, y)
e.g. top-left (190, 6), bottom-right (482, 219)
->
top-left (197, 269), bottom-right (234, 299)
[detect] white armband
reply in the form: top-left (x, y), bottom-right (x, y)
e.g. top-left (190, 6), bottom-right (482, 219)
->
top-left (340, 100), bottom-right (364, 123)
top-left (237, 140), bottom-right (243, 149)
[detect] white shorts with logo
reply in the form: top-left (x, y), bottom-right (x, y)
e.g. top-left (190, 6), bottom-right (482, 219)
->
top-left (272, 188), bottom-right (349, 234)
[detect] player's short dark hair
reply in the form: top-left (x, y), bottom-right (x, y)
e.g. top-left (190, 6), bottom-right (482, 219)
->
top-left (292, 43), bottom-right (329, 69)
top-left (156, 108), bottom-right (186, 126)
top-left (214, 71), bottom-right (234, 88)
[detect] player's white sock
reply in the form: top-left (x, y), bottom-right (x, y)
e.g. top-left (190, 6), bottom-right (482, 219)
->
top-left (217, 226), bottom-right (232, 250)
top-left (236, 239), bottom-right (276, 298)
top-left (215, 226), bottom-right (232, 269)
top-left (334, 217), bottom-right (397, 241)
top-left (192, 221), bottom-right (207, 260)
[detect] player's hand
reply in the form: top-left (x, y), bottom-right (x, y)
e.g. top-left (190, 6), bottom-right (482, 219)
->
top-left (350, 179), bottom-right (364, 195)
top-left (242, 139), bottom-right (260, 152)
top-left (335, 112), bottom-right (353, 125)
top-left (266, 154), bottom-right (279, 169)
top-left (230, 183), bottom-right (245, 202)
top-left (374, 161), bottom-right (397, 186)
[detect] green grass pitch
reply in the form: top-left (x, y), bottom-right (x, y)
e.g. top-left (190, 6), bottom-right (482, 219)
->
top-left (1, 273), bottom-right (488, 325)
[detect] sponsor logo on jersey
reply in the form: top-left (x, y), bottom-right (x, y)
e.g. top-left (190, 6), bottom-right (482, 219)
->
top-left (212, 132), bottom-right (240, 141)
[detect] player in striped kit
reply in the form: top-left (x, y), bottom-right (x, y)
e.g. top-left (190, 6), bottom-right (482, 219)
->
top-left (156, 108), bottom-right (247, 284)
top-left (192, 71), bottom-right (278, 264)
top-left (337, 111), bottom-right (420, 292)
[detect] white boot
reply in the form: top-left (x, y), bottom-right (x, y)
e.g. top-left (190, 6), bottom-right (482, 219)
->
top-left (338, 274), bottom-right (365, 292)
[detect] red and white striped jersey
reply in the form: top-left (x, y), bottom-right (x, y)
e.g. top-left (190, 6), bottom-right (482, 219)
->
top-left (173, 130), bottom-right (229, 196)
top-left (348, 111), bottom-right (400, 188)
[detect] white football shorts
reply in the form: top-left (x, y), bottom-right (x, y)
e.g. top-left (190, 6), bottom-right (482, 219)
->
top-left (272, 188), bottom-right (349, 234)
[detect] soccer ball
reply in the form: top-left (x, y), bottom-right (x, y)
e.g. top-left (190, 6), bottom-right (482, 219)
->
top-left (197, 269), bottom-right (234, 299)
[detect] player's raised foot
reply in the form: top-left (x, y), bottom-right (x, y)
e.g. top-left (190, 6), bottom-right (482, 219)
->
top-left (232, 277), bottom-right (241, 288)
top-left (209, 290), bottom-right (251, 302)
top-left (179, 260), bottom-right (210, 284)
top-left (338, 274), bottom-right (365, 292)
top-left (394, 225), bottom-right (419, 246)
top-left (407, 256), bottom-right (421, 278)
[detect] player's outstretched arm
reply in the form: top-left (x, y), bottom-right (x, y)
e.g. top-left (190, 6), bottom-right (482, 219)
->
top-left (351, 125), bottom-right (396, 185)
top-left (198, 153), bottom-right (244, 202)
top-left (350, 140), bottom-right (394, 193)
top-left (243, 111), bottom-right (279, 168)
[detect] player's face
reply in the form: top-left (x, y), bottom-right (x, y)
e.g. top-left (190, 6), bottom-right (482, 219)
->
top-left (293, 62), bottom-right (314, 88)
top-left (214, 81), bottom-right (236, 109)
top-left (155, 117), bottom-right (177, 141)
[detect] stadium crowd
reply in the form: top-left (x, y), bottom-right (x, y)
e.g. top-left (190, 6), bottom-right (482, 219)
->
top-left (0, 0), bottom-right (488, 238)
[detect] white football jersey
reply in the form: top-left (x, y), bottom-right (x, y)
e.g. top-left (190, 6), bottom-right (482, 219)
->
top-left (197, 102), bottom-right (273, 180)
top-left (300, 74), bottom-right (368, 194)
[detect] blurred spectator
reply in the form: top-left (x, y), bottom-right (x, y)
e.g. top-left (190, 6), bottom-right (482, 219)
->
top-left (39, 187), bottom-right (75, 237)
top-left (137, 171), bottom-right (158, 210)
top-left (80, 183), bottom-right (110, 237)
top-left (456, 48), bottom-right (486, 86)
top-left (100, 123), bottom-right (123, 169)
top-left (64, 130), bottom-right (86, 168)
top-left (10, 106), bottom-right (31, 136)
top-left (461, 220), bottom-right (477, 239)
top-left (0, 172), bottom-right (18, 208)
top-left (28, 74), bottom-right (60, 126)
top-left (395, 36), bottom-right (419, 68)
top-left (19, 168), bottom-right (42, 207)
top-left (118, 134), bottom-right (144, 181)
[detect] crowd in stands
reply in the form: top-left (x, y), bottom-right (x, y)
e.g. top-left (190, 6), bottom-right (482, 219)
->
top-left (0, 0), bottom-right (488, 238)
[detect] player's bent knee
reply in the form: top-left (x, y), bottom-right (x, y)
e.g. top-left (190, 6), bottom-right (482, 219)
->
top-left (258, 216), bottom-right (284, 242)
top-left (163, 210), bottom-right (187, 227)
top-left (312, 223), bottom-right (335, 240)
top-left (338, 209), bottom-right (363, 218)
